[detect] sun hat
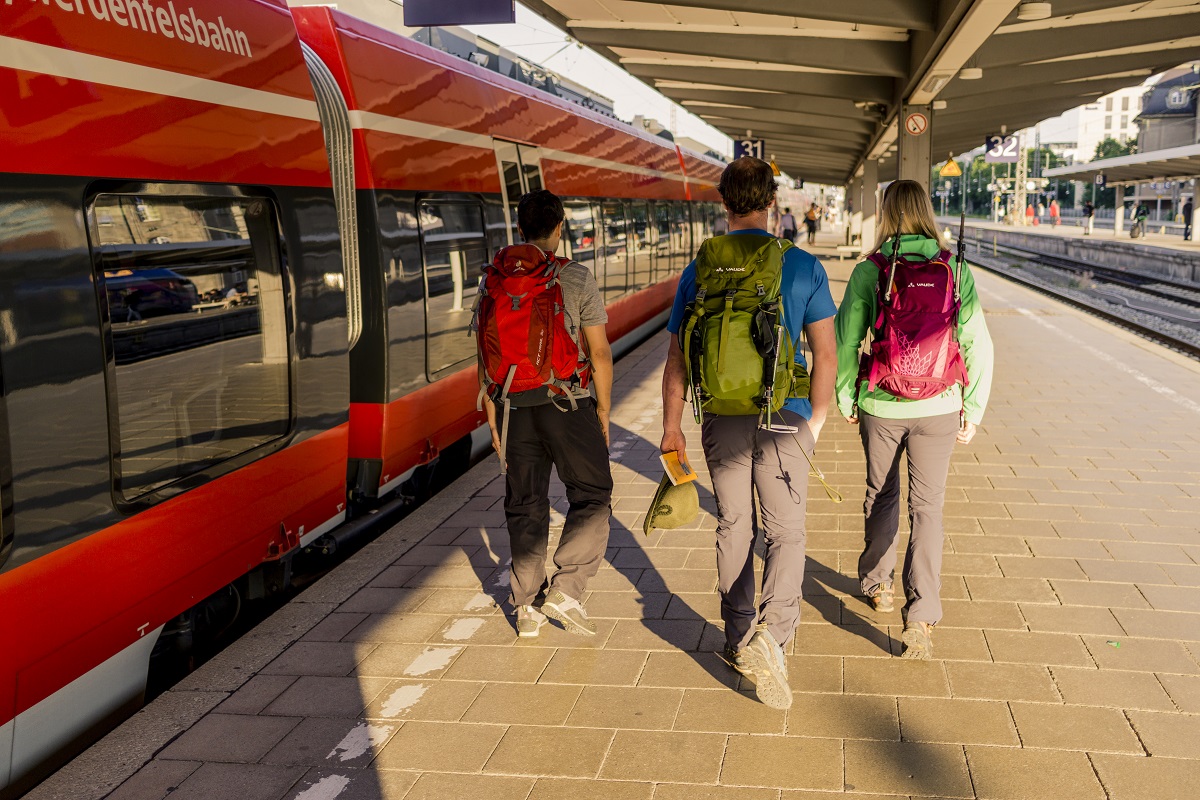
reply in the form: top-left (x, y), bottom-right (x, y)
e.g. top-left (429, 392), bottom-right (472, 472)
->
top-left (642, 474), bottom-right (700, 535)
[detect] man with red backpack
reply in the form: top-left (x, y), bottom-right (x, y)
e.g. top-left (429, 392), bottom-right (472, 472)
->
top-left (835, 180), bottom-right (993, 660)
top-left (475, 190), bottom-right (613, 638)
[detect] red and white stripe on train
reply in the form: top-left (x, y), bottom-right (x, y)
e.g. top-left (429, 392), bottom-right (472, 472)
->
top-left (0, 0), bottom-right (723, 792)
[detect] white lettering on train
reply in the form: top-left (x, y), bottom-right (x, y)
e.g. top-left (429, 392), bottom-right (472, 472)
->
top-left (8, 0), bottom-right (253, 58)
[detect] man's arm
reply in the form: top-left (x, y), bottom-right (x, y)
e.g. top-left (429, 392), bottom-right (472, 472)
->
top-left (804, 316), bottom-right (836, 441)
top-left (661, 334), bottom-right (688, 453)
top-left (583, 325), bottom-right (612, 447)
top-left (478, 361), bottom-right (502, 464)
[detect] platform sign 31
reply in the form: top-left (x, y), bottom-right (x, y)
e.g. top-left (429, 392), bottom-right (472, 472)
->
top-left (984, 134), bottom-right (1019, 163)
top-left (735, 139), bottom-right (765, 161)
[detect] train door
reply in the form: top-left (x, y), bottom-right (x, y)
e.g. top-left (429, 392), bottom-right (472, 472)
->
top-left (492, 141), bottom-right (545, 245)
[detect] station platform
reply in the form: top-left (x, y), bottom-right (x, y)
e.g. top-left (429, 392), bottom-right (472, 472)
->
top-left (28, 238), bottom-right (1200, 800)
top-left (949, 217), bottom-right (1200, 256)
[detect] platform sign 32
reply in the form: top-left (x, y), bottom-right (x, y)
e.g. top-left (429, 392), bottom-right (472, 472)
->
top-left (734, 139), bottom-right (765, 160)
top-left (984, 134), bottom-right (1019, 163)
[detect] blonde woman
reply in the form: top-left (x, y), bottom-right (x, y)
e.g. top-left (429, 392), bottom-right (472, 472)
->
top-left (834, 180), bottom-right (994, 659)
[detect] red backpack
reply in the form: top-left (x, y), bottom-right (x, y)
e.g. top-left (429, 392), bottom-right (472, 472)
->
top-left (863, 248), bottom-right (968, 402)
top-left (472, 244), bottom-right (591, 468)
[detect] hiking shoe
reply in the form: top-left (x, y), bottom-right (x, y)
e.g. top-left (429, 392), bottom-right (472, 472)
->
top-left (900, 621), bottom-right (934, 660)
top-left (515, 605), bottom-right (546, 638)
top-left (542, 589), bottom-right (596, 636)
top-left (721, 645), bottom-right (755, 677)
top-left (866, 581), bottom-right (895, 613)
top-left (746, 625), bottom-right (793, 710)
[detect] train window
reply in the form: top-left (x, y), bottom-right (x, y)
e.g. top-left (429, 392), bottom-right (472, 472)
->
top-left (418, 201), bottom-right (487, 377)
top-left (563, 202), bottom-right (597, 268)
top-left (599, 202), bottom-right (628, 299)
top-left (654, 203), bottom-right (672, 280)
top-left (671, 202), bottom-right (691, 271)
top-left (628, 202), bottom-right (652, 291)
top-left (88, 193), bottom-right (290, 504)
top-left (0, 367), bottom-right (11, 568)
top-left (517, 145), bottom-right (544, 193)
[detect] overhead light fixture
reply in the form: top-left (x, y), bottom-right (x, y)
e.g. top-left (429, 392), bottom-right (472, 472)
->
top-left (959, 66), bottom-right (983, 80)
top-left (1018, 2), bottom-right (1052, 21)
top-left (932, 100), bottom-right (948, 110)
top-left (921, 73), bottom-right (953, 95)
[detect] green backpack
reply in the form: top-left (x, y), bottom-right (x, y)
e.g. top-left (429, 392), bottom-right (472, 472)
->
top-left (680, 234), bottom-right (811, 425)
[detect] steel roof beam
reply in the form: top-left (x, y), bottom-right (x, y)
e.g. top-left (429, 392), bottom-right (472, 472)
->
top-left (686, 104), bottom-right (876, 135)
top-left (669, 88), bottom-right (869, 121)
top-left (939, 51), bottom-right (1181, 99)
top-left (703, 118), bottom-right (871, 144)
top-left (978, 16), bottom-right (1200, 69)
top-left (628, 64), bottom-right (896, 105)
top-left (604, 1), bottom-right (936, 31)
top-left (573, 28), bottom-right (909, 78)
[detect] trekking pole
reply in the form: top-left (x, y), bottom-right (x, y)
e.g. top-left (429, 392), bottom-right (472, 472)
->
top-left (759, 323), bottom-right (798, 434)
top-left (955, 207), bottom-right (966, 302)
top-left (884, 211), bottom-right (904, 304)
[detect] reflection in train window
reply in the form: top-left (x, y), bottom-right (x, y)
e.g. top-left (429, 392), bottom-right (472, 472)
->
top-left (88, 193), bottom-right (290, 503)
top-left (627, 202), bottom-right (652, 291)
top-left (0, 366), bottom-right (12, 567)
top-left (599, 202), bottom-right (627, 300)
top-left (563, 201), bottom-right (596, 268)
top-left (418, 201), bottom-right (487, 377)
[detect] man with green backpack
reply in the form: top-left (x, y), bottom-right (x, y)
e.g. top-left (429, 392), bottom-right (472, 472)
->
top-left (660, 157), bottom-right (837, 709)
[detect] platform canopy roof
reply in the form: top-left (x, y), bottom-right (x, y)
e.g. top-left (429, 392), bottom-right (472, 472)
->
top-left (522, 0), bottom-right (1200, 185)
top-left (1046, 142), bottom-right (1200, 183)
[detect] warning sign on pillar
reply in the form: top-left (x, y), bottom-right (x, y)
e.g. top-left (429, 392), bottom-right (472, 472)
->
top-left (904, 112), bottom-right (929, 135)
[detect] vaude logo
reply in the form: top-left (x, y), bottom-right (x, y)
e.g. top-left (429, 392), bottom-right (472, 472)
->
top-left (714, 267), bottom-right (747, 273)
top-left (909, 282), bottom-right (936, 288)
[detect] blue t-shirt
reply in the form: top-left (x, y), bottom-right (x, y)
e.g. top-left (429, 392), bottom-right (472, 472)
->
top-left (666, 230), bottom-right (837, 418)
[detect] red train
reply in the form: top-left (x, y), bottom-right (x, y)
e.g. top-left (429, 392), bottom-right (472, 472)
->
top-left (0, 0), bottom-right (724, 793)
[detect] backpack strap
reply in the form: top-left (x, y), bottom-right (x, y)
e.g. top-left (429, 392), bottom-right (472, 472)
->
top-left (716, 290), bottom-right (735, 375)
top-left (496, 364), bottom-right (517, 475)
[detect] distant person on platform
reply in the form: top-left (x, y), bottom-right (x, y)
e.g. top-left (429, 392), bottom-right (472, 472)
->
top-left (780, 207), bottom-right (798, 242)
top-left (805, 203), bottom-right (820, 245)
top-left (1183, 198), bottom-right (1193, 241)
top-left (1084, 200), bottom-right (1095, 235)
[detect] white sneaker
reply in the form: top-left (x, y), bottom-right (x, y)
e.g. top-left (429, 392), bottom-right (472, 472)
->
top-left (515, 605), bottom-right (547, 638)
top-left (541, 589), bottom-right (597, 635)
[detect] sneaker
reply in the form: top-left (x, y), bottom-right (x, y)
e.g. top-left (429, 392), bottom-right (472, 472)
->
top-left (720, 645), bottom-right (755, 677)
top-left (541, 589), bottom-right (596, 636)
top-left (515, 605), bottom-right (546, 638)
top-left (866, 581), bottom-right (895, 613)
top-left (746, 625), bottom-right (793, 710)
top-left (900, 621), bottom-right (934, 660)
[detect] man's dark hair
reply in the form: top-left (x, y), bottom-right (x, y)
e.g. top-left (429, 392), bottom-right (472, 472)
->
top-left (517, 189), bottom-right (564, 242)
top-left (717, 157), bottom-right (776, 217)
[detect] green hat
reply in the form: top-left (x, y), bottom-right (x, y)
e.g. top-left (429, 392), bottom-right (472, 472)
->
top-left (643, 474), bottom-right (700, 535)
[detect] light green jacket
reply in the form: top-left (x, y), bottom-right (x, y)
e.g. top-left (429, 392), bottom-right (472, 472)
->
top-left (834, 235), bottom-right (994, 424)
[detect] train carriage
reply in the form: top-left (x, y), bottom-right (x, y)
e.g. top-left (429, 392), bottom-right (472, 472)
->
top-left (0, 0), bottom-right (724, 793)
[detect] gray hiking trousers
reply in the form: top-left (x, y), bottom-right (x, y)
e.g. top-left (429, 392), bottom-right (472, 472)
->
top-left (701, 410), bottom-right (813, 651)
top-left (858, 412), bottom-right (959, 625)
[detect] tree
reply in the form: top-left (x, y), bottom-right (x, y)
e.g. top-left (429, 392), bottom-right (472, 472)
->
top-left (1083, 136), bottom-right (1138, 208)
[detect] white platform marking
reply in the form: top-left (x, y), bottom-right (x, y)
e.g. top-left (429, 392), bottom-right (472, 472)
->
top-left (326, 722), bottom-right (393, 762)
top-left (380, 684), bottom-right (428, 718)
top-left (1015, 308), bottom-right (1200, 415)
top-left (294, 774), bottom-right (351, 800)
top-left (442, 618), bottom-right (485, 640)
top-left (403, 646), bottom-right (461, 676)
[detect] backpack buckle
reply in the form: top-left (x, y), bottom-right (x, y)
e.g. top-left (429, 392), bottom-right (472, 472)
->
top-left (756, 282), bottom-right (766, 297)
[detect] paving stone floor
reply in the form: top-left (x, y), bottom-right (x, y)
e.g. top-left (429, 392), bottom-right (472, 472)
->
top-left (32, 242), bottom-right (1200, 800)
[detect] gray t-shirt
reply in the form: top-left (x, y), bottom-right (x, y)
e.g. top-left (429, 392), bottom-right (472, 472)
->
top-left (508, 261), bottom-right (607, 407)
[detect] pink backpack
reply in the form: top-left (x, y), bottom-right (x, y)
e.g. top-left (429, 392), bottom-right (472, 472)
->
top-left (863, 248), bottom-right (968, 401)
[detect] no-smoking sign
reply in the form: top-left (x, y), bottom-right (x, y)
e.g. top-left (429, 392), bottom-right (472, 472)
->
top-left (905, 112), bottom-right (928, 135)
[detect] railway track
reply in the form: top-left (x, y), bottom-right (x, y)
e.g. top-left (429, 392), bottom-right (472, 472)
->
top-left (964, 234), bottom-right (1200, 308)
top-left (966, 248), bottom-right (1200, 360)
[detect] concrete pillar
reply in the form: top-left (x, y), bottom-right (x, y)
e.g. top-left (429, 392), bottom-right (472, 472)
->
top-left (1113, 185), bottom-right (1125, 236)
top-left (862, 159), bottom-right (879, 253)
top-left (898, 104), bottom-right (933, 190)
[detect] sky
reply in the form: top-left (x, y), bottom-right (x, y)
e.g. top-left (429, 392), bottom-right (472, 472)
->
top-left (464, 4), bottom-right (733, 155)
